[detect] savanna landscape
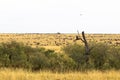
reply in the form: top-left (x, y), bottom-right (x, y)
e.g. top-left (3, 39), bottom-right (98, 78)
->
top-left (0, 33), bottom-right (120, 51)
top-left (1, 0), bottom-right (120, 79)
top-left (0, 33), bottom-right (120, 80)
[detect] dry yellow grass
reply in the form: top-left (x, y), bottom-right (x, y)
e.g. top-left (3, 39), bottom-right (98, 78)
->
top-left (0, 68), bottom-right (120, 80)
top-left (0, 33), bottom-right (120, 51)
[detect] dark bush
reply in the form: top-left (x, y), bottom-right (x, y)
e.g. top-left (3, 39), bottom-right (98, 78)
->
top-left (0, 41), bottom-right (76, 72)
top-left (0, 41), bottom-right (28, 68)
top-left (1, 41), bottom-right (120, 71)
top-left (107, 46), bottom-right (120, 69)
top-left (29, 52), bottom-right (49, 71)
top-left (62, 43), bottom-right (88, 70)
top-left (90, 42), bottom-right (110, 70)
top-left (48, 52), bottom-right (76, 72)
top-left (62, 42), bottom-right (120, 70)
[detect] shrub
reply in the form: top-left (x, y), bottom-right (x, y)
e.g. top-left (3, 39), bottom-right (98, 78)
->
top-left (90, 42), bottom-right (110, 70)
top-left (62, 43), bottom-right (88, 70)
top-left (0, 41), bottom-right (28, 68)
top-left (48, 53), bottom-right (76, 72)
top-left (0, 41), bottom-right (76, 71)
top-left (107, 46), bottom-right (120, 69)
top-left (62, 42), bottom-right (120, 70)
top-left (1, 41), bottom-right (120, 71)
top-left (29, 52), bottom-right (49, 71)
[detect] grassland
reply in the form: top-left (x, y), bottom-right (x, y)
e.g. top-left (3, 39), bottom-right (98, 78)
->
top-left (1, 33), bottom-right (120, 80)
top-left (0, 33), bottom-right (120, 51)
top-left (0, 68), bottom-right (120, 80)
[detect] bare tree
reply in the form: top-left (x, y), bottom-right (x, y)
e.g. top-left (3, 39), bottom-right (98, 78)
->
top-left (74, 31), bottom-right (92, 64)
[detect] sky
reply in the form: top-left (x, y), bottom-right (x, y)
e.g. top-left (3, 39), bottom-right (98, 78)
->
top-left (0, 0), bottom-right (120, 33)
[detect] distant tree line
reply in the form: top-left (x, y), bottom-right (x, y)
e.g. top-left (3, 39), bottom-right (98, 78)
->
top-left (0, 41), bottom-right (120, 72)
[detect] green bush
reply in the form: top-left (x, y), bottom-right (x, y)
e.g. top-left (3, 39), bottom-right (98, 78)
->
top-left (90, 43), bottom-right (110, 70)
top-left (0, 41), bottom-right (28, 68)
top-left (0, 41), bottom-right (76, 71)
top-left (48, 53), bottom-right (76, 72)
top-left (1, 41), bottom-right (120, 71)
top-left (107, 46), bottom-right (120, 69)
top-left (62, 42), bottom-right (120, 70)
top-left (62, 43), bottom-right (88, 70)
top-left (29, 52), bottom-right (49, 71)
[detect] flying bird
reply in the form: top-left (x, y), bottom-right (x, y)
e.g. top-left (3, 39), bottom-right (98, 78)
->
top-left (80, 14), bottom-right (83, 16)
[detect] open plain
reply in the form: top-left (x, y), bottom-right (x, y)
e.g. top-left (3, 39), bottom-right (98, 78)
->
top-left (0, 33), bottom-right (120, 51)
top-left (0, 33), bottom-right (120, 80)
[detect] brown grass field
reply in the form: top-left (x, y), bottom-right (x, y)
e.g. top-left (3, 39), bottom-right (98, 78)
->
top-left (1, 33), bottom-right (120, 80)
top-left (0, 68), bottom-right (120, 80)
top-left (0, 33), bottom-right (120, 52)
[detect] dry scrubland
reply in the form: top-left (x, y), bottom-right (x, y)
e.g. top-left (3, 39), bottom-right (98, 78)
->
top-left (1, 33), bottom-right (120, 80)
top-left (0, 68), bottom-right (120, 80)
top-left (0, 33), bottom-right (120, 51)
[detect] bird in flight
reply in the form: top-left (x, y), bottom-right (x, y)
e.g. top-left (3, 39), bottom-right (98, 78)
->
top-left (80, 13), bottom-right (83, 16)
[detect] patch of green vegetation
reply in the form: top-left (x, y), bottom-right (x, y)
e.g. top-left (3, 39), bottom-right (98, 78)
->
top-left (0, 41), bottom-right (120, 72)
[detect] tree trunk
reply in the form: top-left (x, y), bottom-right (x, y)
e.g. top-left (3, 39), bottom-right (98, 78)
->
top-left (81, 31), bottom-right (90, 64)
top-left (75, 31), bottom-right (91, 64)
